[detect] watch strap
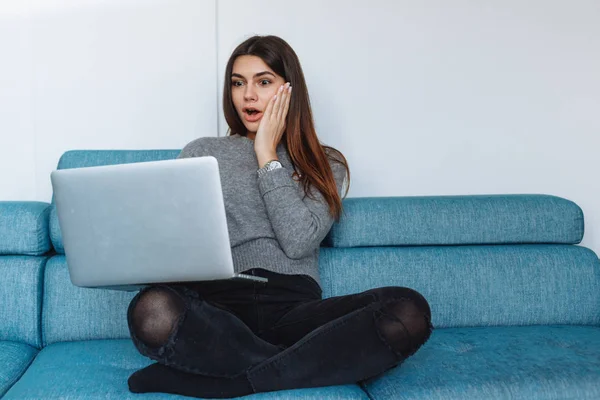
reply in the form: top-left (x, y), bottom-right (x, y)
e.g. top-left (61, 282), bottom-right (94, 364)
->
top-left (257, 160), bottom-right (282, 177)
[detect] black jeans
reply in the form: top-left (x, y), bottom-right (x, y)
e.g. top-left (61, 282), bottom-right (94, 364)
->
top-left (127, 268), bottom-right (433, 393)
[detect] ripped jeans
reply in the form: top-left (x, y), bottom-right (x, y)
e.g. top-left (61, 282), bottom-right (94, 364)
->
top-left (127, 268), bottom-right (433, 393)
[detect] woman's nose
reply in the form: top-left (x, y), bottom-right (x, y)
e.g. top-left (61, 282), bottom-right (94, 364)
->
top-left (244, 86), bottom-right (257, 101)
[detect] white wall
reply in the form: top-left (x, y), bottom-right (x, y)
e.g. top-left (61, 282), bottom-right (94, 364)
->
top-left (217, 0), bottom-right (600, 250)
top-left (1, 0), bottom-right (599, 251)
top-left (0, 0), bottom-right (217, 201)
top-left (0, 5), bottom-right (36, 200)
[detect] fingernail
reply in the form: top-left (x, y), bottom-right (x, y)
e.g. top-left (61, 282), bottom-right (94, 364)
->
top-left (279, 86), bottom-right (283, 92)
top-left (288, 86), bottom-right (292, 92)
top-left (273, 94), bottom-right (277, 100)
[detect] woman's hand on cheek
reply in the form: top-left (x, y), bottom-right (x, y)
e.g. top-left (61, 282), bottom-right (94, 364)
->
top-left (254, 82), bottom-right (292, 159)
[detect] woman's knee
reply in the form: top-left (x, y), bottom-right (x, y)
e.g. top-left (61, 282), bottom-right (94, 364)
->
top-left (364, 286), bottom-right (433, 357)
top-left (376, 297), bottom-right (433, 358)
top-left (127, 285), bottom-right (188, 349)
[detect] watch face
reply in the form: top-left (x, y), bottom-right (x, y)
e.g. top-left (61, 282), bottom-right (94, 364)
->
top-left (268, 161), bottom-right (282, 170)
top-left (258, 161), bottom-right (282, 177)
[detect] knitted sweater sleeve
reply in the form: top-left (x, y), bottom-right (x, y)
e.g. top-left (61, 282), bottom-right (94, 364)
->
top-left (257, 160), bottom-right (347, 259)
top-left (177, 137), bottom-right (207, 159)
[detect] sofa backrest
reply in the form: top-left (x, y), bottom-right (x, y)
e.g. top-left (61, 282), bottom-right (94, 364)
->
top-left (0, 202), bottom-right (52, 256)
top-left (324, 195), bottom-right (584, 247)
top-left (320, 244), bottom-right (600, 328)
top-left (320, 195), bottom-right (599, 328)
top-left (0, 202), bottom-right (52, 348)
top-left (40, 150), bottom-right (600, 345)
top-left (42, 256), bottom-right (135, 346)
top-left (0, 256), bottom-right (46, 348)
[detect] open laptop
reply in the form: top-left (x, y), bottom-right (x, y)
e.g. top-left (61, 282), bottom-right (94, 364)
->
top-left (50, 156), bottom-right (267, 292)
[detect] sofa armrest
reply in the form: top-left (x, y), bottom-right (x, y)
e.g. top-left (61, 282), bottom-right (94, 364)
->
top-left (0, 201), bottom-right (52, 255)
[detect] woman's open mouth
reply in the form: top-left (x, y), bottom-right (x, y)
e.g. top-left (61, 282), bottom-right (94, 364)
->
top-left (243, 108), bottom-right (263, 123)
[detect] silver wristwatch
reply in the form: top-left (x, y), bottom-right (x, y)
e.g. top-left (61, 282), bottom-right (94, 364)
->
top-left (257, 160), bottom-right (282, 177)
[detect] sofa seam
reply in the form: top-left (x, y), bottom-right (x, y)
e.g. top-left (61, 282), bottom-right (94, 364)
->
top-left (359, 381), bottom-right (376, 400)
top-left (35, 205), bottom-right (45, 255)
top-left (35, 204), bottom-right (51, 255)
top-left (0, 346), bottom-right (38, 398)
top-left (40, 257), bottom-right (50, 348)
top-left (36, 256), bottom-right (48, 349)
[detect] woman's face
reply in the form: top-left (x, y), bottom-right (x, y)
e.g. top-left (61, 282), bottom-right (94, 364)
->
top-left (231, 55), bottom-right (286, 136)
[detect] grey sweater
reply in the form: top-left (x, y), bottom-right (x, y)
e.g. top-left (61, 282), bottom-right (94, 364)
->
top-left (177, 133), bottom-right (347, 286)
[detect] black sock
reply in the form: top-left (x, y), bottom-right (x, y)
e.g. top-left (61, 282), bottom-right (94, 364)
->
top-left (128, 362), bottom-right (254, 399)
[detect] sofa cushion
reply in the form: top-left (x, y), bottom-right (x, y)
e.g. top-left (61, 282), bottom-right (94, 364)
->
top-left (42, 256), bottom-right (136, 346)
top-left (0, 256), bottom-right (45, 347)
top-left (0, 202), bottom-right (51, 255)
top-left (43, 243), bottom-right (600, 342)
top-left (319, 244), bottom-right (600, 328)
top-left (363, 325), bottom-right (600, 399)
top-left (49, 150), bottom-right (181, 253)
top-left (0, 341), bottom-right (37, 397)
top-left (324, 195), bottom-right (584, 247)
top-left (4, 339), bottom-right (369, 399)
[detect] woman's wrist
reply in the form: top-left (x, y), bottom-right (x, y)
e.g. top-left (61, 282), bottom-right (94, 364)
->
top-left (256, 149), bottom-right (279, 168)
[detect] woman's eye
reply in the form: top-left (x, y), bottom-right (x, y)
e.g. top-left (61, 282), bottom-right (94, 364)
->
top-left (231, 79), bottom-right (270, 87)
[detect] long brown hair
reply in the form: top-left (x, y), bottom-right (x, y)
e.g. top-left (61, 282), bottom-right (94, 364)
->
top-left (223, 35), bottom-right (350, 221)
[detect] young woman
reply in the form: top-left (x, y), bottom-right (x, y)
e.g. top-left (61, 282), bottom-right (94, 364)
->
top-left (126, 35), bottom-right (433, 398)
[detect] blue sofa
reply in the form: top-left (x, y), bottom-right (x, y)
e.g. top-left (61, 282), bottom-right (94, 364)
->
top-left (1, 149), bottom-right (599, 399)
